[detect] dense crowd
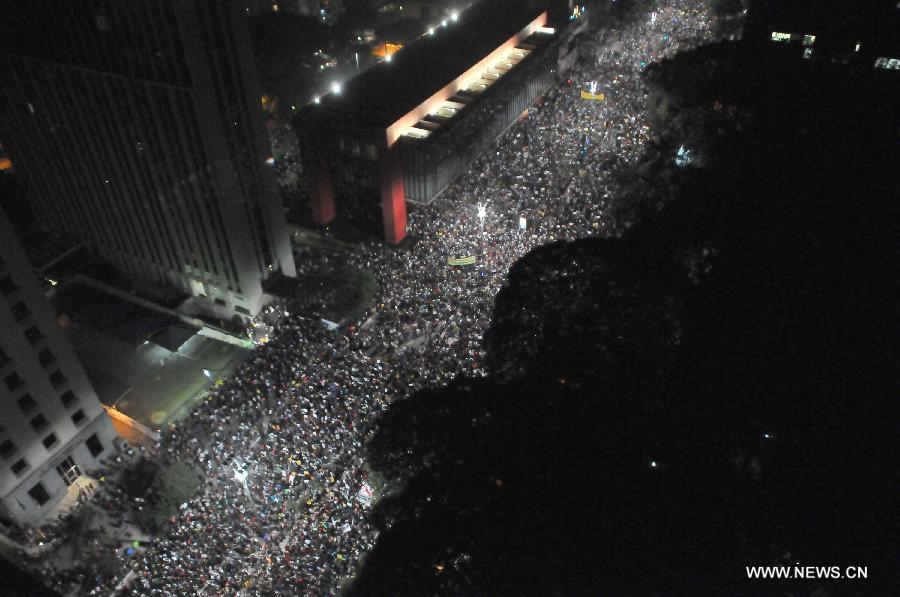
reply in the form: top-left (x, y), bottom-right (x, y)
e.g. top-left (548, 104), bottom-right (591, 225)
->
top-left (36, 2), bottom-right (721, 595)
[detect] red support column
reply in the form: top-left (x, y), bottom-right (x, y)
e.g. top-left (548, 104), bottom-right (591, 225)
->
top-left (310, 160), bottom-right (336, 225)
top-left (378, 146), bottom-right (407, 244)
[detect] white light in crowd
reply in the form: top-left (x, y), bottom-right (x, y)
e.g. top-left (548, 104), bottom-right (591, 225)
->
top-left (331, 82), bottom-right (341, 94)
top-left (650, 461), bottom-right (657, 467)
top-left (265, 157), bottom-right (275, 166)
top-left (441, 19), bottom-right (448, 27)
top-left (477, 204), bottom-right (486, 220)
top-left (451, 11), bottom-right (458, 22)
top-left (429, 27), bottom-right (435, 36)
top-left (763, 433), bottom-right (770, 439)
top-left (314, 96), bottom-right (321, 104)
top-left (234, 468), bottom-right (247, 483)
top-left (385, 53), bottom-right (392, 62)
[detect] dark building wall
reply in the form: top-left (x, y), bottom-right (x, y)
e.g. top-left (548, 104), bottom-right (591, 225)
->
top-left (0, 0), bottom-right (294, 317)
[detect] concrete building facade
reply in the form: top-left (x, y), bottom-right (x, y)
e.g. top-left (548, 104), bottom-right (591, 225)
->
top-left (0, 1), bottom-right (295, 319)
top-left (0, 207), bottom-right (118, 530)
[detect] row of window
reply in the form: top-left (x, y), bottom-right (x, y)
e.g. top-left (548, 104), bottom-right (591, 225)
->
top-left (26, 434), bottom-right (106, 508)
top-left (4, 368), bottom-right (66, 396)
top-left (3, 348), bottom-right (59, 385)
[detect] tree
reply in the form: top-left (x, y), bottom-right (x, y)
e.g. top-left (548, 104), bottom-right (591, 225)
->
top-left (149, 461), bottom-right (201, 531)
top-left (350, 39), bottom-right (899, 595)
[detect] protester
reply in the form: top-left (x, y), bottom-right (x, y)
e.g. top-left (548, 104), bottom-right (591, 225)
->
top-left (34, 3), bottom-right (718, 595)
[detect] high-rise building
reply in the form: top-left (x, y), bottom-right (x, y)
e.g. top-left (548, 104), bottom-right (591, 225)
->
top-left (0, 206), bottom-right (118, 529)
top-left (0, 1), bottom-right (296, 319)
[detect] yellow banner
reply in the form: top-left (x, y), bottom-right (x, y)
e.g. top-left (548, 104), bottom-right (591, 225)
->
top-left (579, 90), bottom-right (605, 101)
top-left (448, 256), bottom-right (477, 266)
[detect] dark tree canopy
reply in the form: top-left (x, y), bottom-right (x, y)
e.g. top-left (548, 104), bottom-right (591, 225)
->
top-left (350, 40), bottom-right (899, 596)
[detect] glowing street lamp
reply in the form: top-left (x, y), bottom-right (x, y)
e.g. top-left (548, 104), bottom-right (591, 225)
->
top-left (330, 82), bottom-right (341, 94)
top-left (233, 461), bottom-right (248, 485)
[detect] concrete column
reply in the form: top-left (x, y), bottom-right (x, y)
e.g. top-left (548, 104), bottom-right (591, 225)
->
top-left (310, 159), bottom-right (336, 225)
top-left (378, 146), bottom-right (407, 244)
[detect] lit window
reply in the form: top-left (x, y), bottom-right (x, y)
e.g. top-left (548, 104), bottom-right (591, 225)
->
top-left (802, 34), bottom-right (816, 47)
top-left (770, 32), bottom-right (792, 43)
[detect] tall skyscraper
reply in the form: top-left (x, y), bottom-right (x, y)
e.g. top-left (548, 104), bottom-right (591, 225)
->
top-left (0, 206), bottom-right (118, 529)
top-left (0, 1), bottom-right (296, 319)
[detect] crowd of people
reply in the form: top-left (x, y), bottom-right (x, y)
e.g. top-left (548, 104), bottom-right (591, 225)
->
top-left (32, 2), bottom-right (722, 595)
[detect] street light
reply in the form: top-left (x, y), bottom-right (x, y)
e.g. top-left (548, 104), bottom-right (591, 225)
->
top-left (330, 82), bottom-right (341, 94)
top-left (233, 459), bottom-right (249, 484)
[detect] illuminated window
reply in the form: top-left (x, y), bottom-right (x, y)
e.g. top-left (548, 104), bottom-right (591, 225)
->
top-left (770, 32), bottom-right (792, 43)
top-left (803, 47), bottom-right (814, 59)
top-left (802, 34), bottom-right (815, 47)
top-left (272, 3), bottom-right (279, 11)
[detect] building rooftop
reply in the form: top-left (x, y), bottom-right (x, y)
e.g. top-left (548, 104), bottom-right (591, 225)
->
top-left (309, 0), bottom-right (548, 129)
